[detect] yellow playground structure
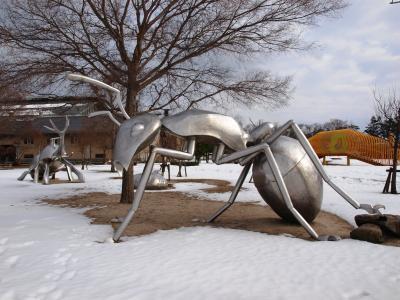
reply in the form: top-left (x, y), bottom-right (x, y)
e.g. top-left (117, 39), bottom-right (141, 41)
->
top-left (308, 129), bottom-right (400, 166)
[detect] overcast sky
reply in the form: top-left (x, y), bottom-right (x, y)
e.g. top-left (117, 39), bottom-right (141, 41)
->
top-left (231, 0), bottom-right (400, 129)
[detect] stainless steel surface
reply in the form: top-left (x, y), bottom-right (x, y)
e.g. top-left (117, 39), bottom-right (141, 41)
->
top-left (290, 122), bottom-right (360, 208)
top-left (75, 76), bottom-right (383, 242)
top-left (39, 143), bottom-right (58, 161)
top-left (266, 120), bottom-right (293, 144)
top-left (67, 73), bottom-right (130, 120)
top-left (163, 110), bottom-right (248, 151)
top-left (43, 117), bottom-right (70, 157)
top-left (17, 154), bottom-right (39, 181)
top-left (89, 111), bottom-right (121, 126)
top-left (252, 136), bottom-right (323, 223)
top-left (18, 117), bottom-right (84, 184)
top-left (113, 138), bottom-right (196, 241)
top-left (248, 122), bottom-right (276, 144)
top-left (43, 163), bottom-right (50, 185)
top-left (62, 158), bottom-right (85, 183)
top-left (207, 163), bottom-right (252, 222)
top-left (134, 171), bottom-right (168, 189)
top-left (359, 203), bottom-right (385, 215)
top-left (262, 145), bottom-right (319, 239)
top-left (112, 112), bottom-right (378, 241)
top-left (67, 73), bottom-right (120, 93)
top-left (213, 142), bottom-right (264, 164)
top-left (113, 114), bottom-right (162, 170)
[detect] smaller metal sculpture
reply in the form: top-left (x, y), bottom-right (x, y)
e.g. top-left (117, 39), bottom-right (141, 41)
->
top-left (18, 117), bottom-right (84, 184)
top-left (134, 171), bottom-right (168, 190)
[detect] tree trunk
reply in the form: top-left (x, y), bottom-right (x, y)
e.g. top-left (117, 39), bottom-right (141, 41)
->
top-left (390, 127), bottom-right (399, 194)
top-left (110, 124), bottom-right (117, 173)
top-left (120, 162), bottom-right (135, 203)
top-left (119, 81), bottom-right (138, 203)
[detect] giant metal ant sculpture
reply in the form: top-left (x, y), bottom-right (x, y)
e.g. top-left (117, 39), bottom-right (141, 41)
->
top-left (68, 74), bottom-right (384, 242)
top-left (18, 116), bottom-right (84, 184)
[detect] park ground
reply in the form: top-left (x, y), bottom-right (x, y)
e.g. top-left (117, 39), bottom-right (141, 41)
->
top-left (1, 160), bottom-right (400, 300)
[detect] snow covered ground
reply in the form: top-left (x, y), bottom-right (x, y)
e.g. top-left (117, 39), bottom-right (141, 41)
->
top-left (1, 160), bottom-right (400, 300)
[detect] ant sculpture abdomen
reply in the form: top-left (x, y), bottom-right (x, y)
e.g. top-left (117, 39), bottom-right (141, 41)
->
top-left (253, 135), bottom-right (323, 223)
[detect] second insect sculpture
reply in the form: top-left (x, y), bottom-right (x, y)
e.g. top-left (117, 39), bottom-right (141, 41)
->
top-left (18, 116), bottom-right (85, 184)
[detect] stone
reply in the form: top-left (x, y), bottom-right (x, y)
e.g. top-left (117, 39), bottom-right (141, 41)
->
top-left (354, 214), bottom-right (400, 237)
top-left (350, 224), bottom-right (384, 244)
top-left (380, 214), bottom-right (400, 237)
top-left (355, 214), bottom-right (386, 227)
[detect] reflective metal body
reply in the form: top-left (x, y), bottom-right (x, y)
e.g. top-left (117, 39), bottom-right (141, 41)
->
top-left (113, 114), bottom-right (162, 170)
top-left (163, 110), bottom-right (248, 151)
top-left (67, 74), bottom-right (385, 243)
top-left (18, 117), bottom-right (84, 184)
top-left (134, 171), bottom-right (168, 189)
top-left (253, 136), bottom-right (322, 222)
top-left (29, 160), bottom-right (64, 180)
top-left (248, 122), bottom-right (276, 144)
top-left (39, 139), bottom-right (59, 161)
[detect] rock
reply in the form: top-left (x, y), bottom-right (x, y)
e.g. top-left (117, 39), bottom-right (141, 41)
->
top-left (380, 214), bottom-right (400, 237)
top-left (350, 224), bottom-right (384, 244)
top-left (354, 214), bottom-right (400, 238)
top-left (355, 214), bottom-right (386, 227)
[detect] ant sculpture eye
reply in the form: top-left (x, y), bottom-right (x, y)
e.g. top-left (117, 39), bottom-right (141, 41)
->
top-left (131, 123), bottom-right (145, 136)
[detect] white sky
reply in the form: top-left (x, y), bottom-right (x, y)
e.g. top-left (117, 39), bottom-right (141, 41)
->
top-left (229, 0), bottom-right (400, 129)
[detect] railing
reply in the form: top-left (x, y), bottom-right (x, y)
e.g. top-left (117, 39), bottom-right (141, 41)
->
top-left (309, 129), bottom-right (399, 166)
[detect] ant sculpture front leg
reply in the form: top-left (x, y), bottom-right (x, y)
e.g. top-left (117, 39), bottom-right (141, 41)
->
top-left (113, 137), bottom-right (196, 242)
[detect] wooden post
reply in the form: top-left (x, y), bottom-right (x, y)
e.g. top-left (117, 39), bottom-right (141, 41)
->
top-left (383, 168), bottom-right (395, 193)
top-left (347, 156), bottom-right (350, 166)
top-left (322, 156), bottom-right (327, 165)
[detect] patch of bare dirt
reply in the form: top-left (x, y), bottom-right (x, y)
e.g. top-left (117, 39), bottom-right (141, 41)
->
top-left (45, 194), bottom-right (353, 242)
top-left (170, 178), bottom-right (237, 193)
top-left (29, 178), bottom-right (78, 184)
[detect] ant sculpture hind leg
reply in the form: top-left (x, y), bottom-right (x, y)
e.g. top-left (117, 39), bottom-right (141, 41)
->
top-left (61, 158), bottom-right (85, 183)
top-left (208, 142), bottom-right (325, 240)
top-left (43, 163), bottom-right (50, 185)
top-left (17, 170), bottom-right (31, 181)
top-left (113, 138), bottom-right (196, 242)
top-left (210, 121), bottom-right (384, 239)
top-left (66, 165), bottom-right (73, 181)
top-left (18, 155), bottom-right (40, 181)
top-left (268, 121), bottom-right (385, 215)
top-left (207, 163), bottom-right (252, 222)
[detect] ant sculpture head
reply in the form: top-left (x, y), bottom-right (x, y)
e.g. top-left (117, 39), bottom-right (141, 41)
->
top-left (67, 74), bottom-right (162, 171)
top-left (113, 114), bottom-right (161, 171)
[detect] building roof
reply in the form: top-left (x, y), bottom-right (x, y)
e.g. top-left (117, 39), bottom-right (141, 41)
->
top-left (0, 96), bottom-right (100, 117)
top-left (0, 115), bottom-right (116, 136)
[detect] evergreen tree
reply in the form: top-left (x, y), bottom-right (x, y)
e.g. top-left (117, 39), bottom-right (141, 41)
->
top-left (364, 115), bottom-right (389, 138)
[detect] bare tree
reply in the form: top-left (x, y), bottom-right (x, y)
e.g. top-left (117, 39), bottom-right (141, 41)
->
top-left (298, 119), bottom-right (359, 138)
top-left (374, 87), bottom-right (400, 194)
top-left (0, 0), bottom-right (346, 203)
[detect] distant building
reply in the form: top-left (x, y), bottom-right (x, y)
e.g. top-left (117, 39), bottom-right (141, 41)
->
top-left (0, 97), bottom-right (182, 165)
top-left (0, 97), bottom-right (116, 164)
